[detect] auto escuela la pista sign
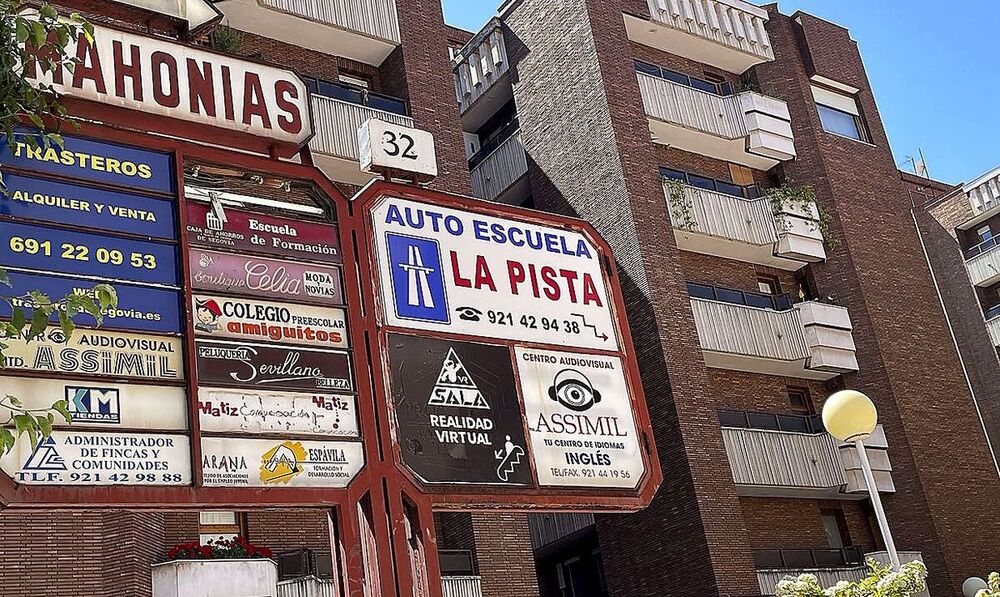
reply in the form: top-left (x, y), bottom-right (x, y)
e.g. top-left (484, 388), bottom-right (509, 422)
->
top-left (0, 16), bottom-right (659, 510)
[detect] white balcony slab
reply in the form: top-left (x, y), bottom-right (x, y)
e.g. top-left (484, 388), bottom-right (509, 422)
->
top-left (308, 95), bottom-right (414, 185)
top-left (454, 21), bottom-right (512, 130)
top-left (666, 183), bottom-right (824, 269)
top-left (624, 0), bottom-right (774, 74)
top-left (638, 73), bottom-right (795, 169)
top-left (215, 0), bottom-right (400, 65)
top-left (470, 131), bottom-right (530, 204)
top-left (691, 298), bottom-right (857, 380)
top-left (966, 245), bottom-right (1000, 287)
top-left (723, 425), bottom-right (892, 499)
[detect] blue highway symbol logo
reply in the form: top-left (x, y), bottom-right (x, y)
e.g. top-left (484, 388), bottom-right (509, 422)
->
top-left (386, 233), bottom-right (449, 323)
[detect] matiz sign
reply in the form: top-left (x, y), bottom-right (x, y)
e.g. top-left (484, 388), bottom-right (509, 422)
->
top-left (23, 21), bottom-right (312, 153)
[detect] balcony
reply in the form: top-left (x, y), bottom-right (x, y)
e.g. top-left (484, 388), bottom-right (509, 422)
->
top-left (720, 411), bottom-right (894, 499)
top-left (308, 94), bottom-right (414, 184)
top-left (665, 181), bottom-right (825, 269)
top-left (470, 129), bottom-right (529, 205)
top-left (987, 315), bottom-right (1000, 348)
top-left (529, 513), bottom-right (597, 551)
top-left (215, 0), bottom-right (400, 66)
top-left (625, 0), bottom-right (773, 74)
top-left (275, 575), bottom-right (483, 597)
top-left (453, 19), bottom-right (512, 131)
top-left (637, 73), bottom-right (794, 169)
top-left (757, 551), bottom-right (927, 597)
top-left (688, 289), bottom-right (859, 380)
top-left (965, 240), bottom-right (1000, 287)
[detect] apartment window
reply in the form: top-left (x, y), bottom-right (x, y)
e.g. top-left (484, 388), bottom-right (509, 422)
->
top-left (820, 510), bottom-right (852, 549)
top-left (658, 167), bottom-right (759, 200)
top-left (787, 387), bottom-right (813, 414)
top-left (635, 60), bottom-right (733, 96)
top-left (812, 85), bottom-right (869, 142)
top-left (978, 225), bottom-right (994, 244)
top-left (756, 274), bottom-right (781, 296)
top-left (198, 511), bottom-right (245, 544)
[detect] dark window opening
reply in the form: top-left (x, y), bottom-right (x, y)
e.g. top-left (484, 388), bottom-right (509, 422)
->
top-left (303, 76), bottom-right (408, 116)
top-left (635, 60), bottom-right (734, 96)
top-left (688, 282), bottom-right (792, 311)
top-left (787, 387), bottom-right (813, 414)
top-left (659, 166), bottom-right (759, 200)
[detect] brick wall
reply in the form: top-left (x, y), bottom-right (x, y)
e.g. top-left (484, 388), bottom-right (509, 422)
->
top-left (740, 498), bottom-right (875, 552)
top-left (471, 513), bottom-right (539, 597)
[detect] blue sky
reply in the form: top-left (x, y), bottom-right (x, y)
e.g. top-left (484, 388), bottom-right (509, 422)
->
top-left (441, 0), bottom-right (999, 185)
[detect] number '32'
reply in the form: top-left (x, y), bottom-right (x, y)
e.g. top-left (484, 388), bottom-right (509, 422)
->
top-left (382, 131), bottom-right (419, 160)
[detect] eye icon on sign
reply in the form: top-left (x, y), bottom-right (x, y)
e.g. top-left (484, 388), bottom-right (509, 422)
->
top-left (548, 369), bottom-right (601, 412)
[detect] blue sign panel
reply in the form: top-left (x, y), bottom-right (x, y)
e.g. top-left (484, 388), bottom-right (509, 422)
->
top-left (386, 232), bottom-right (449, 323)
top-left (0, 173), bottom-right (176, 240)
top-left (0, 271), bottom-right (182, 334)
top-left (0, 131), bottom-right (174, 194)
top-left (0, 221), bottom-right (178, 286)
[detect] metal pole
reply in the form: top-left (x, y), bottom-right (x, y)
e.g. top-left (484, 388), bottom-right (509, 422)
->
top-left (855, 439), bottom-right (900, 570)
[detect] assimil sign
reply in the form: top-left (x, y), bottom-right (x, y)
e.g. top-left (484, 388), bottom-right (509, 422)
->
top-left (515, 348), bottom-right (644, 489)
top-left (371, 196), bottom-right (619, 351)
top-left (1, 327), bottom-right (183, 381)
top-left (200, 437), bottom-right (364, 488)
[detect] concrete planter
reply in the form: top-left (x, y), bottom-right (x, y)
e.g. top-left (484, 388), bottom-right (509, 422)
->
top-left (152, 559), bottom-right (278, 597)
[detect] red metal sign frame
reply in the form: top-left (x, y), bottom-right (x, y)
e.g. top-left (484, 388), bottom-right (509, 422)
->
top-left (355, 181), bottom-right (662, 511)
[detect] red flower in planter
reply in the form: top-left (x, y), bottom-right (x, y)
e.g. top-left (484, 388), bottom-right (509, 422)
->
top-left (166, 536), bottom-right (273, 561)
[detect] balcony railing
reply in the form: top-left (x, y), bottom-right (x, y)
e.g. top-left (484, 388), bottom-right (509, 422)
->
top-left (625, 0), bottom-right (773, 74)
top-left (666, 182), bottom-right (825, 268)
top-left (470, 130), bottom-right (528, 203)
top-left (689, 294), bottom-right (858, 380)
top-left (987, 315), bottom-right (1000, 348)
top-left (276, 575), bottom-right (483, 597)
top-left (454, 19), bottom-right (510, 117)
top-left (216, 0), bottom-right (400, 65)
top-left (308, 94), bottom-right (414, 183)
top-left (638, 73), bottom-right (795, 168)
top-left (757, 551), bottom-right (927, 597)
top-left (964, 242), bottom-right (1000, 287)
top-left (721, 423), bottom-right (893, 498)
top-left (528, 512), bottom-right (597, 550)
top-left (754, 547), bottom-right (864, 570)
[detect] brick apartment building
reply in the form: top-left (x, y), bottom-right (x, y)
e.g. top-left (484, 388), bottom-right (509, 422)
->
top-left (5, 1), bottom-right (1000, 597)
top-left (451, 0), bottom-right (1000, 596)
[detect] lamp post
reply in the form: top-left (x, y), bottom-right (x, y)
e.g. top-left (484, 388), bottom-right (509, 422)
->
top-left (822, 389), bottom-right (901, 571)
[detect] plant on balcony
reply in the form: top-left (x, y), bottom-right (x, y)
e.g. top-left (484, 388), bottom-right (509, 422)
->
top-left (774, 559), bottom-right (927, 597)
top-left (663, 177), bottom-right (698, 231)
top-left (765, 185), bottom-right (836, 248)
top-left (166, 536), bottom-right (273, 561)
top-left (209, 24), bottom-right (244, 54)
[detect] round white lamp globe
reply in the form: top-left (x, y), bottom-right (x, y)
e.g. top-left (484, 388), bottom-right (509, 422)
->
top-left (822, 390), bottom-right (878, 442)
top-left (963, 577), bottom-right (988, 597)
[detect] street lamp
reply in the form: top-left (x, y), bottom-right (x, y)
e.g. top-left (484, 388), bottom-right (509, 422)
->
top-left (822, 389), bottom-right (901, 570)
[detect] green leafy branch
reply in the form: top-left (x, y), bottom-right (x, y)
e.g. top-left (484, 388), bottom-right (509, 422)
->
top-left (662, 176), bottom-right (698, 231)
top-left (0, 267), bottom-right (117, 455)
top-left (1, 2), bottom-right (93, 190)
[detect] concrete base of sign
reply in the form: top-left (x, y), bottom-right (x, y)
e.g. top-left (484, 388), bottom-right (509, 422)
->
top-left (151, 559), bottom-right (278, 597)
